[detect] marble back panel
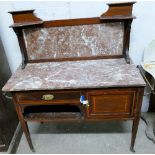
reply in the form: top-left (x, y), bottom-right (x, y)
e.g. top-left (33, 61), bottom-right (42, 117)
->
top-left (23, 22), bottom-right (124, 61)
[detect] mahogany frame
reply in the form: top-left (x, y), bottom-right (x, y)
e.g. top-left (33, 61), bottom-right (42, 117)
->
top-left (6, 2), bottom-right (145, 153)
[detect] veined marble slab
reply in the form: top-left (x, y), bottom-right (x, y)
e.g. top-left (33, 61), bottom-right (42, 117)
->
top-left (2, 59), bottom-right (145, 92)
top-left (23, 22), bottom-right (124, 60)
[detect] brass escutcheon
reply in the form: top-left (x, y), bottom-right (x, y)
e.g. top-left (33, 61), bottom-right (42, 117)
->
top-left (42, 94), bottom-right (54, 100)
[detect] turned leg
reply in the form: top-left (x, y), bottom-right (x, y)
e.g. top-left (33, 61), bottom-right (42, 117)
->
top-left (130, 117), bottom-right (140, 153)
top-left (12, 96), bottom-right (35, 152)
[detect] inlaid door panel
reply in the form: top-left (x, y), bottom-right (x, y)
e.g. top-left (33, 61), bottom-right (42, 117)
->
top-left (86, 88), bottom-right (137, 119)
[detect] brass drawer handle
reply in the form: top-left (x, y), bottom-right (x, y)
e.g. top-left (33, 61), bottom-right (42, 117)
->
top-left (42, 94), bottom-right (54, 101)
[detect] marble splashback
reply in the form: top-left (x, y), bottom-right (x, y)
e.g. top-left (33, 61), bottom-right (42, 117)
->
top-left (23, 22), bottom-right (124, 60)
top-left (2, 59), bottom-right (145, 92)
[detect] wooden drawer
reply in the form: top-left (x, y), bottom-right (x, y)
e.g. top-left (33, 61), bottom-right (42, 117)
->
top-left (15, 90), bottom-right (81, 105)
top-left (86, 88), bottom-right (137, 119)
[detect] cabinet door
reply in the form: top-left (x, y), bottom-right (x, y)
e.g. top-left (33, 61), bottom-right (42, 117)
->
top-left (86, 88), bottom-right (137, 119)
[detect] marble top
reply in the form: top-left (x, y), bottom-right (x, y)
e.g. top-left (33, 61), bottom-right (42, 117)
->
top-left (2, 59), bottom-right (145, 92)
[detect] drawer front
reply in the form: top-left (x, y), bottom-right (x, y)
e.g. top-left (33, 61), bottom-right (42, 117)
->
top-left (15, 90), bottom-right (81, 105)
top-left (86, 89), bottom-right (137, 119)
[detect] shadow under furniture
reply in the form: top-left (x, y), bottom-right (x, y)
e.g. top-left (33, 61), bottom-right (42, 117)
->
top-left (2, 2), bottom-right (146, 153)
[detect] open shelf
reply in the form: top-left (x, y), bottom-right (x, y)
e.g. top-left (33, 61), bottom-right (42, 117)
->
top-left (23, 105), bottom-right (82, 122)
top-left (100, 15), bottom-right (135, 21)
top-left (10, 21), bottom-right (44, 28)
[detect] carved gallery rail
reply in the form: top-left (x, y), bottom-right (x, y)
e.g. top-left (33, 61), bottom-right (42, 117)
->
top-left (2, 2), bottom-right (146, 153)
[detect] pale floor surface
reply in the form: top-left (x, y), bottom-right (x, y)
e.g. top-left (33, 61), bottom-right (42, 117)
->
top-left (16, 118), bottom-right (155, 154)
